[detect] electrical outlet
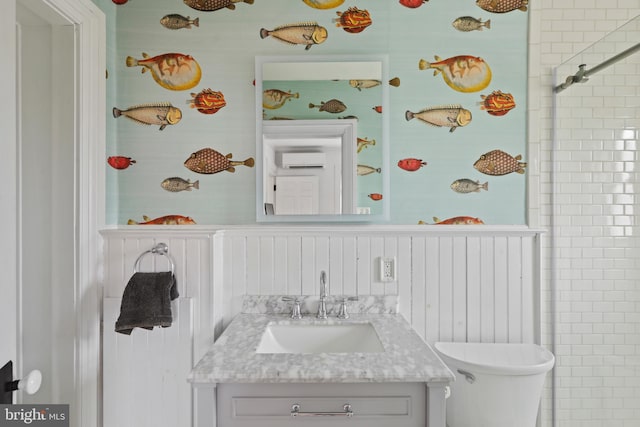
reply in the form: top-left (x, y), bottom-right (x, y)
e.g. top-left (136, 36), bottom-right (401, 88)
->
top-left (379, 257), bottom-right (396, 282)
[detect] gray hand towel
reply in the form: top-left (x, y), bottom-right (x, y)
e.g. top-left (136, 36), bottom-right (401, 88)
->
top-left (115, 271), bottom-right (179, 335)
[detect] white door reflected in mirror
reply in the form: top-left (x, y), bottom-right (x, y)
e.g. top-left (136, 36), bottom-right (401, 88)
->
top-left (255, 55), bottom-right (390, 223)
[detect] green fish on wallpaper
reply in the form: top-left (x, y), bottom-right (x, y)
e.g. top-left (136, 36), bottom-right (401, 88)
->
top-left (260, 22), bottom-right (328, 50)
top-left (184, 0), bottom-right (254, 12)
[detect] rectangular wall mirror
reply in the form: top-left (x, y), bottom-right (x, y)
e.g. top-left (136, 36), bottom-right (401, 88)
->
top-left (255, 55), bottom-right (390, 223)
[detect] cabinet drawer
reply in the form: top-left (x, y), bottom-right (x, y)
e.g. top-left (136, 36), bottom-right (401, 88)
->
top-left (217, 383), bottom-right (425, 427)
top-left (233, 395), bottom-right (411, 417)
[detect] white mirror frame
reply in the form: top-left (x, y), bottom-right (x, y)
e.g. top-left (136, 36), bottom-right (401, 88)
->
top-left (255, 54), bottom-right (390, 223)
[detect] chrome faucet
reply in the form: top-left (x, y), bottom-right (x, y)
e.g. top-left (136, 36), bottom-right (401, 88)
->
top-left (316, 271), bottom-right (328, 319)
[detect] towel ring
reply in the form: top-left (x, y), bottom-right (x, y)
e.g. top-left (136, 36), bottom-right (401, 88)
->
top-left (133, 243), bottom-right (175, 274)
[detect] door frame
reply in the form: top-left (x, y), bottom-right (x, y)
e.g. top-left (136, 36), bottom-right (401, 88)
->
top-left (1, 0), bottom-right (105, 426)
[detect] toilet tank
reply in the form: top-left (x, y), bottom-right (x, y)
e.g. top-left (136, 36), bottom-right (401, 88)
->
top-left (435, 342), bottom-right (554, 427)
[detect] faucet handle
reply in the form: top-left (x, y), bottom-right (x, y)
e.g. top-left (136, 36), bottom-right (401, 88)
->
top-left (337, 296), bottom-right (359, 320)
top-left (282, 297), bottom-right (303, 319)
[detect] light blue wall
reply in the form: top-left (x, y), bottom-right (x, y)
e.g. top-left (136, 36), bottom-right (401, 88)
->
top-left (104, 0), bottom-right (528, 225)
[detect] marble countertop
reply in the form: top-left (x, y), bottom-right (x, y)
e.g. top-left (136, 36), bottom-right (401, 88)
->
top-left (188, 313), bottom-right (454, 385)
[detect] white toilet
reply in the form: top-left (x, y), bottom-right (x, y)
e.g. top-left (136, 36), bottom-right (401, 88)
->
top-left (435, 342), bottom-right (554, 427)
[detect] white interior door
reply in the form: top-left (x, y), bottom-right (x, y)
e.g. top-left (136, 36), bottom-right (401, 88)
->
top-left (0, 1), bottom-right (104, 426)
top-left (274, 176), bottom-right (320, 215)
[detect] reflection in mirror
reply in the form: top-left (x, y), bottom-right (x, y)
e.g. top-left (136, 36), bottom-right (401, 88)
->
top-left (255, 55), bottom-right (390, 223)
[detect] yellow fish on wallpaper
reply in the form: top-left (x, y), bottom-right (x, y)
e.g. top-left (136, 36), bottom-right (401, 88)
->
top-left (126, 52), bottom-right (202, 91)
top-left (302, 0), bottom-right (345, 9)
top-left (419, 55), bottom-right (492, 93)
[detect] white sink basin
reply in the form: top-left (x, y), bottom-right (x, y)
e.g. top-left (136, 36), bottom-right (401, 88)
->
top-left (256, 322), bottom-right (384, 354)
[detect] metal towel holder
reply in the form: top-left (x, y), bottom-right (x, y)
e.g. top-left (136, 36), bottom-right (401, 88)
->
top-left (133, 243), bottom-right (175, 274)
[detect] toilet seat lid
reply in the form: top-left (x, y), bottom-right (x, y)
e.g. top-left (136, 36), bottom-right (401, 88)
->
top-left (434, 342), bottom-right (555, 376)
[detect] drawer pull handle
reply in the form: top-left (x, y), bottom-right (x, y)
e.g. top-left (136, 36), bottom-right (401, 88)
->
top-left (290, 403), bottom-right (353, 418)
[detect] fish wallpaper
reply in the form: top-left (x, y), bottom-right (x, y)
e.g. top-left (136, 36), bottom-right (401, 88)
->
top-left (103, 0), bottom-right (529, 225)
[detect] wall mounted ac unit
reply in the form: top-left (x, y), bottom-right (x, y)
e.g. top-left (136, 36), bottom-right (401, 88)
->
top-left (281, 152), bottom-right (326, 169)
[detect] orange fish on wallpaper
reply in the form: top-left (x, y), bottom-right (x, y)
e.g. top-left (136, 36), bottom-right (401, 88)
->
top-left (476, 0), bottom-right (528, 13)
top-left (302, 0), bottom-right (345, 9)
top-left (430, 216), bottom-right (485, 225)
top-left (189, 89), bottom-right (227, 115)
top-left (333, 7), bottom-right (372, 34)
top-left (183, 0), bottom-right (254, 12)
top-left (419, 55), bottom-right (492, 93)
top-left (263, 89), bottom-right (300, 110)
top-left (260, 22), bottom-right (328, 50)
top-left (127, 215), bottom-right (196, 225)
top-left (479, 90), bottom-right (516, 116)
top-left (368, 193), bottom-right (383, 201)
top-left (126, 52), bottom-right (202, 91)
top-left (184, 148), bottom-right (254, 175)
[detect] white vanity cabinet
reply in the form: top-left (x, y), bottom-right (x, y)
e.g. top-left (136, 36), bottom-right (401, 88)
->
top-left (216, 383), bottom-right (425, 427)
top-left (189, 314), bottom-right (453, 427)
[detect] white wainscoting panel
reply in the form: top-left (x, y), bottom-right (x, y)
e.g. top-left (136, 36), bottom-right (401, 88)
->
top-left (215, 227), bottom-right (542, 344)
top-left (100, 226), bottom-right (542, 427)
top-left (103, 297), bottom-right (193, 427)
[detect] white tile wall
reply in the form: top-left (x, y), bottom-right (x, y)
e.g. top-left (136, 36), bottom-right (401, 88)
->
top-left (530, 2), bottom-right (640, 426)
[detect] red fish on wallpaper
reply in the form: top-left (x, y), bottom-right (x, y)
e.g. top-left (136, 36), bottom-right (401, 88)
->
top-left (107, 156), bottom-right (136, 170)
top-left (126, 52), bottom-right (202, 91)
top-left (419, 55), bottom-right (492, 93)
top-left (372, 105), bottom-right (383, 113)
top-left (398, 158), bottom-right (427, 172)
top-left (399, 0), bottom-right (428, 8)
top-left (127, 215), bottom-right (197, 225)
top-left (184, 0), bottom-right (254, 12)
top-left (476, 0), bottom-right (528, 13)
top-left (189, 89), bottom-right (227, 115)
top-left (479, 90), bottom-right (516, 116)
top-left (368, 193), bottom-right (383, 201)
top-left (333, 7), bottom-right (372, 34)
